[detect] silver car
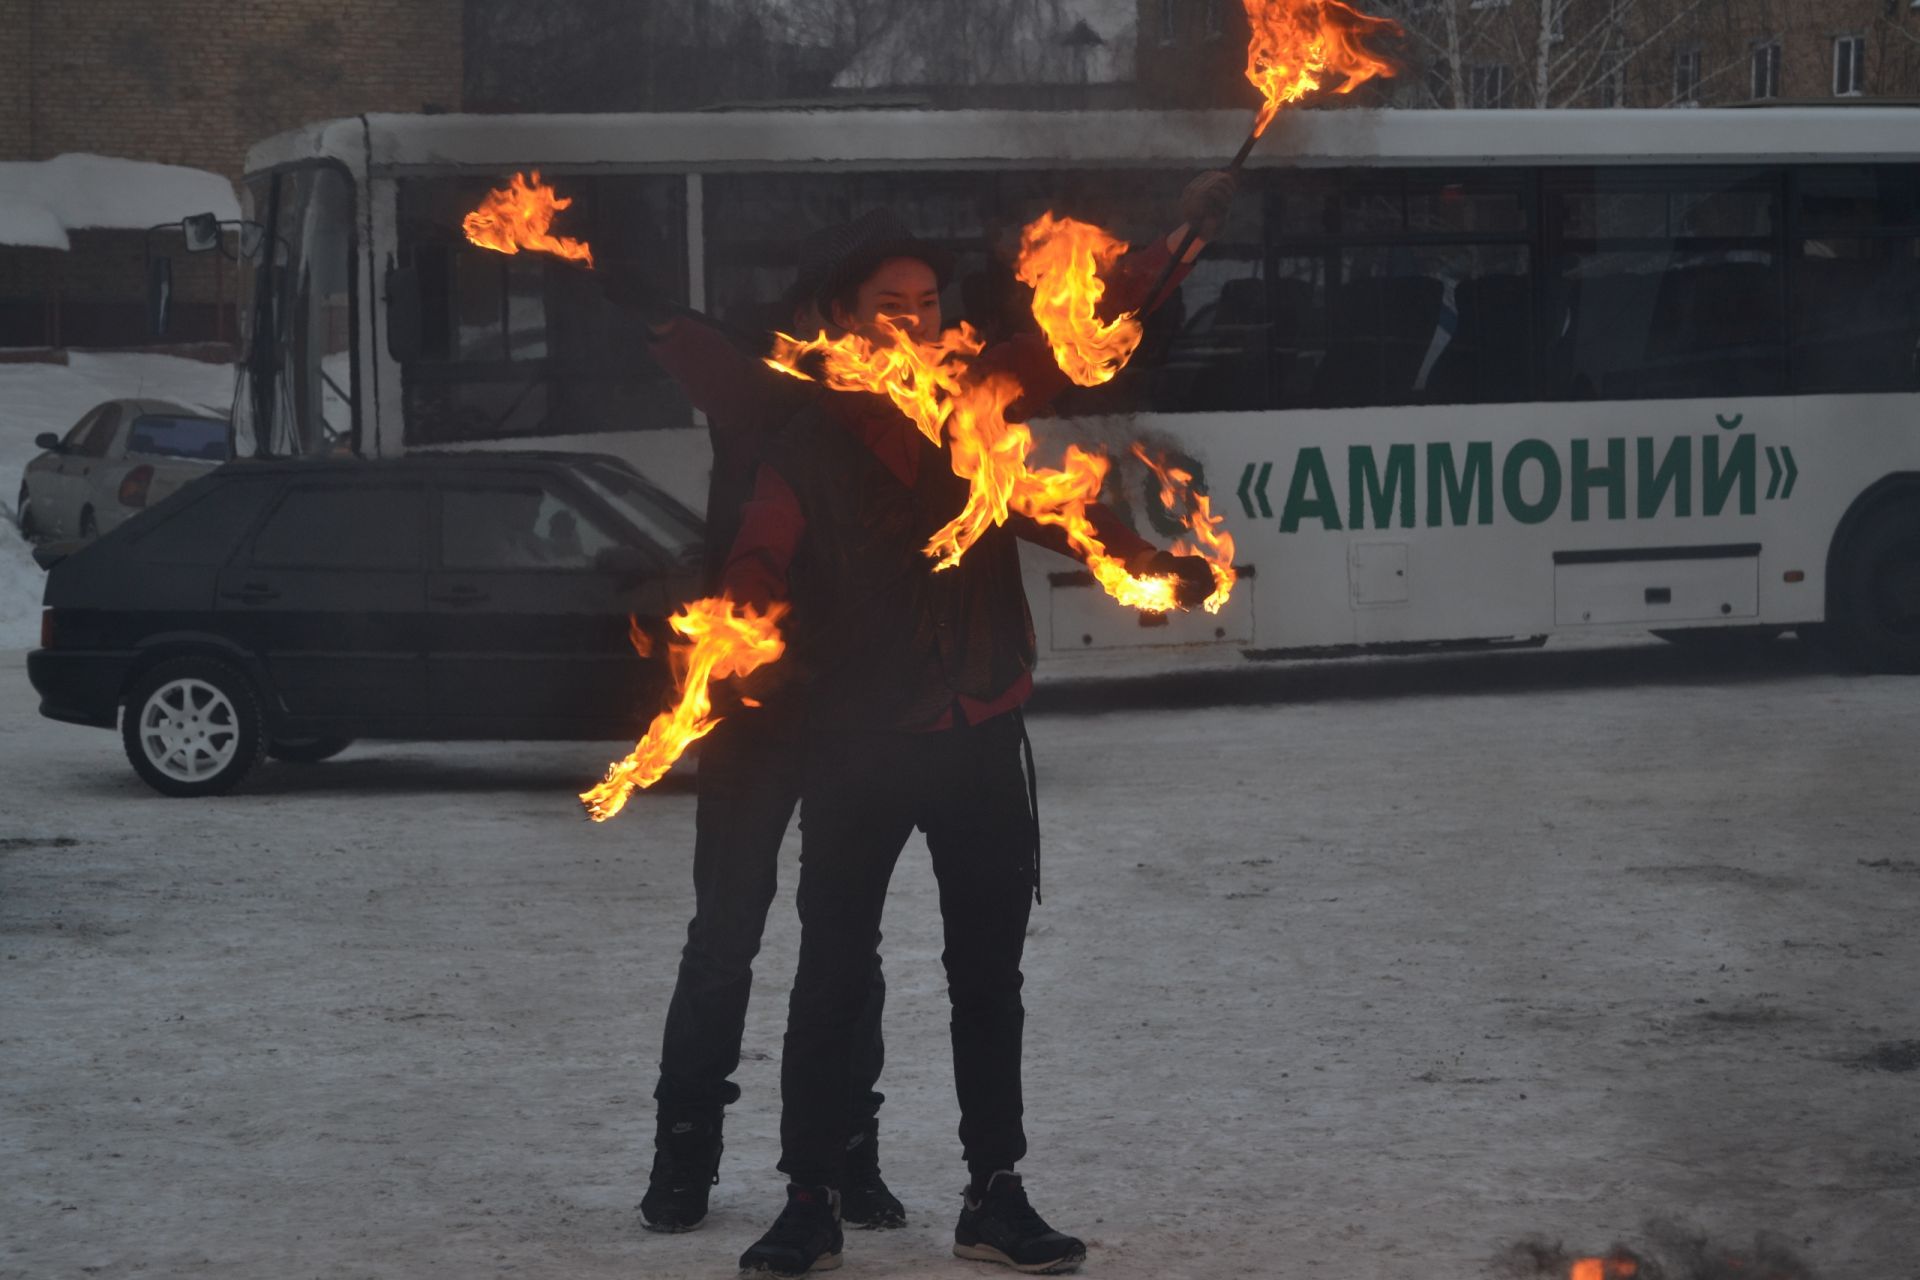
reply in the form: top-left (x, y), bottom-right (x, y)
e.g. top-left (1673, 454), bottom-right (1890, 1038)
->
top-left (17, 399), bottom-right (231, 541)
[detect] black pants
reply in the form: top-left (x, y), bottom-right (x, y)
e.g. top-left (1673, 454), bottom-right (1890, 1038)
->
top-left (778, 712), bottom-right (1037, 1188)
top-left (653, 703), bottom-right (886, 1126)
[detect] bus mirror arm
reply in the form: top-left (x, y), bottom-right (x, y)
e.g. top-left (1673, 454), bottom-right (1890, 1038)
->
top-left (385, 260), bottom-right (423, 363)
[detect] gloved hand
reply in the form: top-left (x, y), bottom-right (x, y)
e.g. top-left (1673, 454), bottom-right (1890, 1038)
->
top-left (1178, 170), bottom-right (1239, 242)
top-left (1128, 548), bottom-right (1216, 610)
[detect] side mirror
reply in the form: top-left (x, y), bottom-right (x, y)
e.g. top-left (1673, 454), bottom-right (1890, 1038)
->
top-left (147, 256), bottom-right (173, 337)
top-left (384, 262), bottom-right (422, 363)
top-left (182, 212), bottom-right (222, 253)
top-left (35, 432), bottom-right (62, 452)
top-left (593, 544), bottom-right (654, 585)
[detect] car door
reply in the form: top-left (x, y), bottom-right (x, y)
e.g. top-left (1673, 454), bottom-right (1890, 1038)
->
top-left (426, 469), bottom-right (668, 734)
top-left (215, 480), bottom-right (429, 728)
top-left (33, 406), bottom-right (112, 538)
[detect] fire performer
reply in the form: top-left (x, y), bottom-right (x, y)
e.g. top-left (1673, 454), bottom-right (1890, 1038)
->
top-left (600, 237), bottom-right (908, 1234)
top-left (729, 173), bottom-right (1235, 1277)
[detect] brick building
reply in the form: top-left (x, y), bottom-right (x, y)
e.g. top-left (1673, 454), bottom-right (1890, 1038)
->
top-left (0, 0), bottom-right (461, 350)
top-left (1135, 0), bottom-right (1920, 111)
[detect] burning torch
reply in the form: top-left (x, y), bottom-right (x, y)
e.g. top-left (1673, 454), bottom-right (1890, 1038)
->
top-left (1140, 0), bottom-right (1401, 312)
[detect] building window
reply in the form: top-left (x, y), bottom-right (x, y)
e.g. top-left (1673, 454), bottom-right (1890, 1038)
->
top-left (1162, 0), bottom-right (1179, 44)
top-left (1750, 40), bottom-right (1781, 100)
top-left (1674, 48), bottom-right (1702, 104)
top-left (1467, 63), bottom-right (1511, 108)
top-left (1833, 35), bottom-right (1866, 97)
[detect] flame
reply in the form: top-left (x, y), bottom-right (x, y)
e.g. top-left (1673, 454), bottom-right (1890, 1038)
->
top-left (1570, 1259), bottom-right (1639, 1280)
top-left (581, 596), bottom-right (787, 822)
top-left (767, 320), bottom-right (1183, 614)
top-left (1241, 0), bottom-right (1401, 136)
top-left (1133, 446), bottom-right (1238, 614)
top-left (626, 615), bottom-right (654, 659)
top-left (462, 170), bottom-right (595, 267)
top-left (1016, 213), bottom-right (1143, 388)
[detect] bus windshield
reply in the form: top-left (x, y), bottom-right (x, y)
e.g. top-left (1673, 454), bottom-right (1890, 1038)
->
top-left (235, 163), bottom-right (357, 457)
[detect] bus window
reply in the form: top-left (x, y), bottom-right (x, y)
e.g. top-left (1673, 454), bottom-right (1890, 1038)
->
top-left (394, 174), bottom-right (690, 445)
top-left (1791, 166), bottom-right (1920, 394)
top-left (1543, 167), bottom-right (1785, 402)
top-left (1265, 170), bottom-right (1535, 410)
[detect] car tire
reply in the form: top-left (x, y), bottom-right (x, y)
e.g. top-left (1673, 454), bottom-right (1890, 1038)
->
top-left (80, 507), bottom-right (98, 539)
top-left (266, 736), bottom-right (354, 763)
top-left (1830, 499), bottom-right (1920, 674)
top-left (121, 657), bottom-right (266, 797)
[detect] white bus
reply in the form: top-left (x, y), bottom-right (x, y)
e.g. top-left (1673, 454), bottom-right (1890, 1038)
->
top-left (230, 107), bottom-right (1920, 672)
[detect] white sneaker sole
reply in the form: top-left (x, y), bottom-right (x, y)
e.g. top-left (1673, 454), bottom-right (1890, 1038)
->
top-left (953, 1241), bottom-right (1086, 1274)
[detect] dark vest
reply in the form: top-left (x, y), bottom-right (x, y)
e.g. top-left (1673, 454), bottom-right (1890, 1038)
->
top-left (762, 396), bottom-right (1036, 732)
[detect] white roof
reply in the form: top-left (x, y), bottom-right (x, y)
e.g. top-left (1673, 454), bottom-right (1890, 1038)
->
top-left (247, 107), bottom-right (1920, 178)
top-left (0, 153), bottom-right (239, 251)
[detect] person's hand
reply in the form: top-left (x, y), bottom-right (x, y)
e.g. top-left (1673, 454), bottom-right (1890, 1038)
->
top-left (1178, 170), bottom-right (1239, 243)
top-left (1128, 548), bottom-right (1217, 610)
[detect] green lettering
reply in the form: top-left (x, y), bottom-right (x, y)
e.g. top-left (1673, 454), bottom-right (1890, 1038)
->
top-left (1279, 447), bottom-right (1343, 533)
top-left (1426, 442), bottom-right (1493, 527)
top-left (1702, 434), bottom-right (1757, 517)
top-left (1570, 438), bottom-right (1626, 522)
top-left (1348, 444), bottom-right (1415, 530)
top-left (1636, 437), bottom-right (1692, 519)
top-left (1502, 439), bottom-right (1562, 526)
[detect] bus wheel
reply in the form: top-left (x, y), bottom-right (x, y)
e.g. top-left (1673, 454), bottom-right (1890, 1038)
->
top-left (1832, 500), bottom-right (1920, 673)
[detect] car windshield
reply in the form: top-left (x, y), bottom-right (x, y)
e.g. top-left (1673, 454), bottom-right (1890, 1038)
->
top-left (126, 415), bottom-right (231, 461)
top-left (576, 462), bottom-right (703, 564)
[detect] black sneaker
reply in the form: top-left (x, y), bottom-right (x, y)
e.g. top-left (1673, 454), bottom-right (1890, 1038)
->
top-left (638, 1111), bottom-right (723, 1233)
top-left (953, 1171), bottom-right (1086, 1275)
top-left (840, 1122), bottom-right (907, 1229)
top-left (739, 1184), bottom-right (844, 1276)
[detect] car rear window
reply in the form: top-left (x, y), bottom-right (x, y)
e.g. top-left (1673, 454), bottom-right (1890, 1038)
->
top-left (127, 414), bottom-right (231, 461)
top-left (134, 476), bottom-right (281, 566)
top-left (251, 484), bottom-right (426, 569)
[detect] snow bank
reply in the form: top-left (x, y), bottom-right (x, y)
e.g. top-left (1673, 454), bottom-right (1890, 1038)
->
top-left (1, 353), bottom-right (236, 647)
top-left (0, 154), bottom-right (240, 251)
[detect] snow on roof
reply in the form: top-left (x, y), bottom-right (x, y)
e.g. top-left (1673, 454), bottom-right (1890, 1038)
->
top-left (833, 0), bottom-right (1136, 91)
top-left (0, 154), bottom-right (240, 251)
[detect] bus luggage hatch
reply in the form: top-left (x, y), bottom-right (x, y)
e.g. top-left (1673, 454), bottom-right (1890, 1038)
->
top-left (1046, 568), bottom-right (1254, 651)
top-left (1552, 546), bottom-right (1759, 626)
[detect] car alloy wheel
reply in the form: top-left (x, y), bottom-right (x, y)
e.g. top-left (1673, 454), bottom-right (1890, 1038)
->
top-left (121, 658), bottom-right (265, 797)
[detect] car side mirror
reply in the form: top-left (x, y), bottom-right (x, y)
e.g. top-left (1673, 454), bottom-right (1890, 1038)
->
top-left (147, 256), bottom-right (173, 337)
top-left (182, 212), bottom-right (222, 253)
top-left (385, 261), bottom-right (422, 363)
top-left (35, 432), bottom-right (62, 452)
top-left (593, 544), bottom-right (654, 584)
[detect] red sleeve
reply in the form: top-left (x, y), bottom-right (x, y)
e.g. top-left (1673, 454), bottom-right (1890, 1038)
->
top-left (1103, 237), bottom-right (1191, 318)
top-left (719, 464), bottom-right (805, 607)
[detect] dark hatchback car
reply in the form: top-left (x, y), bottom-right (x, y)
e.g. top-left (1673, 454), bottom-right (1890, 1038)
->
top-left (28, 452), bottom-right (704, 797)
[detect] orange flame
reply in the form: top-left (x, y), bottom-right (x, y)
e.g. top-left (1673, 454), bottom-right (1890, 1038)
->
top-left (627, 615), bottom-right (654, 659)
top-left (1241, 0), bottom-right (1401, 136)
top-left (1570, 1258), bottom-right (1639, 1280)
top-left (1016, 213), bottom-right (1143, 388)
top-left (767, 320), bottom-right (1183, 614)
top-left (462, 170), bottom-right (595, 267)
top-left (1133, 446), bottom-right (1238, 614)
top-left (581, 596), bottom-right (787, 822)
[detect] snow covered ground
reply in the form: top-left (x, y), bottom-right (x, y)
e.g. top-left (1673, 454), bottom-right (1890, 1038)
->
top-left (0, 353), bottom-right (236, 648)
top-left (3, 640), bottom-right (1915, 1279)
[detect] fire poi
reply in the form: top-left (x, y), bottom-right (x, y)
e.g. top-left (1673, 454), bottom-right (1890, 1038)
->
top-left (457, 0), bottom-right (1401, 816)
